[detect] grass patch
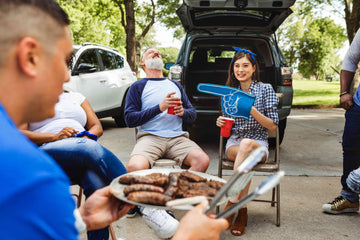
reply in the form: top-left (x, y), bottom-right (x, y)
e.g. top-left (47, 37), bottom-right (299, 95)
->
top-left (292, 79), bottom-right (340, 105)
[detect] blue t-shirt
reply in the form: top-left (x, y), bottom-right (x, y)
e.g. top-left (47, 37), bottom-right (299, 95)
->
top-left (0, 104), bottom-right (78, 239)
top-left (124, 78), bottom-right (197, 137)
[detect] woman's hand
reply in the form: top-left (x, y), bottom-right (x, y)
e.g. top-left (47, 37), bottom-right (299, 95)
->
top-left (55, 127), bottom-right (77, 140)
top-left (216, 116), bottom-right (225, 128)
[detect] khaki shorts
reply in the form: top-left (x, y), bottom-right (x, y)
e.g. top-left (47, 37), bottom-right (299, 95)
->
top-left (131, 132), bottom-right (200, 167)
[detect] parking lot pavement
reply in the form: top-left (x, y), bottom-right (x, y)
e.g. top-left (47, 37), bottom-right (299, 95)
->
top-left (98, 108), bottom-right (346, 177)
top-left (76, 108), bottom-right (359, 240)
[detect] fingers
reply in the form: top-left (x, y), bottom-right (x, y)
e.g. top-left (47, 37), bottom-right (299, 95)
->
top-left (216, 116), bottom-right (224, 127)
top-left (160, 93), bottom-right (180, 112)
top-left (166, 92), bottom-right (176, 98)
top-left (174, 104), bottom-right (184, 116)
top-left (340, 95), bottom-right (354, 110)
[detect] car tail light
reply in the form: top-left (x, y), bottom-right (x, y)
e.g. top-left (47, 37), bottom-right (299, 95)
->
top-left (281, 67), bottom-right (293, 86)
top-left (169, 64), bottom-right (182, 84)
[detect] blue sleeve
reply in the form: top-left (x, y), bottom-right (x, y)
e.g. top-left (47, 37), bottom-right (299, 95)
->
top-left (124, 79), bottom-right (162, 128)
top-left (0, 146), bottom-right (78, 239)
top-left (1, 174), bottom-right (78, 239)
top-left (264, 84), bottom-right (279, 124)
top-left (173, 81), bottom-right (197, 124)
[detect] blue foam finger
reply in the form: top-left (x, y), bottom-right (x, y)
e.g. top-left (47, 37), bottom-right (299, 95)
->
top-left (197, 83), bottom-right (255, 120)
top-left (197, 83), bottom-right (237, 97)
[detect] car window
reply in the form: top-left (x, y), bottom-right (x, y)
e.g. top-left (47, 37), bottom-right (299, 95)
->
top-left (76, 49), bottom-right (101, 72)
top-left (115, 55), bottom-right (125, 69)
top-left (98, 49), bottom-right (118, 71)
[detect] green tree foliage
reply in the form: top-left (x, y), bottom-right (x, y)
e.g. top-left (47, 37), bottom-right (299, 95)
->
top-left (297, 0), bottom-right (360, 43)
top-left (112, 0), bottom-right (182, 72)
top-left (57, 0), bottom-right (127, 53)
top-left (297, 18), bottom-right (346, 79)
top-left (277, 6), bottom-right (305, 67)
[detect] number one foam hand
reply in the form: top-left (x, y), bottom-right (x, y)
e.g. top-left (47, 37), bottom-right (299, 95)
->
top-left (197, 83), bottom-right (256, 120)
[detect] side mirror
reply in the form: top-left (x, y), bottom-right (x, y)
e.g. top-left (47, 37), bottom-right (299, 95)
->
top-left (72, 63), bottom-right (97, 76)
top-left (165, 62), bottom-right (175, 70)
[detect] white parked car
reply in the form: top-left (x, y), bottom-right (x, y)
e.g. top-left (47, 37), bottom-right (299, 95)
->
top-left (63, 42), bottom-right (137, 127)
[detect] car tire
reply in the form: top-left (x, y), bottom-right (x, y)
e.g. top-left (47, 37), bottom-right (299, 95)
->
top-left (269, 118), bottom-right (286, 147)
top-left (113, 113), bottom-right (126, 127)
top-left (113, 90), bottom-right (129, 128)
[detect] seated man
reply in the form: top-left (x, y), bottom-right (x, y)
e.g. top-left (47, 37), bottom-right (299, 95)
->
top-left (125, 47), bottom-right (210, 173)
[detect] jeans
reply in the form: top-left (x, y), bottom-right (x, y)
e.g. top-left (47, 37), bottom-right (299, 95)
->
top-left (341, 103), bottom-right (360, 203)
top-left (40, 137), bottom-right (127, 240)
top-left (346, 168), bottom-right (360, 194)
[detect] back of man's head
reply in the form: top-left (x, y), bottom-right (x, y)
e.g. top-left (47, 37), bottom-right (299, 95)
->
top-left (0, 0), bottom-right (70, 66)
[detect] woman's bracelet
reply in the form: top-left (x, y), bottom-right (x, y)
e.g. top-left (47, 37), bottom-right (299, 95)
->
top-left (340, 91), bottom-right (350, 97)
top-left (74, 131), bottom-right (98, 141)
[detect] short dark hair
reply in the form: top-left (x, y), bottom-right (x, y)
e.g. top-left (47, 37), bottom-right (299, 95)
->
top-left (0, 0), bottom-right (69, 26)
top-left (0, 0), bottom-right (70, 65)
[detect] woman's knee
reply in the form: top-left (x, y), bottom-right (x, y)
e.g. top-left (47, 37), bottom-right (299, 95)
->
top-left (239, 139), bottom-right (258, 153)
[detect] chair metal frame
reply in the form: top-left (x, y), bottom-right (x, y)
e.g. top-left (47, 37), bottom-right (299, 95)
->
top-left (218, 127), bottom-right (281, 226)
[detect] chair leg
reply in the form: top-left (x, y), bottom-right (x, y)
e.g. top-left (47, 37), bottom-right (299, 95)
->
top-left (109, 224), bottom-right (116, 240)
top-left (276, 184), bottom-right (280, 227)
top-left (77, 187), bottom-right (83, 208)
top-left (271, 187), bottom-right (275, 207)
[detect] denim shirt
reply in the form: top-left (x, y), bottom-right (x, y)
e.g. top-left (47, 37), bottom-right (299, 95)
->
top-left (225, 81), bottom-right (279, 141)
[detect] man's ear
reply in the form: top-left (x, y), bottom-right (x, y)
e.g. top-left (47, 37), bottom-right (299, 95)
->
top-left (17, 37), bottom-right (39, 77)
top-left (140, 59), bottom-right (145, 68)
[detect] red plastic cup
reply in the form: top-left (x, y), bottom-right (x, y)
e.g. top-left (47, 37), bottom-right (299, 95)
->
top-left (168, 99), bottom-right (180, 115)
top-left (220, 117), bottom-right (235, 137)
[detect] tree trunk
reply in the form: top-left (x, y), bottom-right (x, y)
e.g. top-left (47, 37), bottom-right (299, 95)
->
top-left (124, 0), bottom-right (136, 72)
top-left (344, 0), bottom-right (360, 44)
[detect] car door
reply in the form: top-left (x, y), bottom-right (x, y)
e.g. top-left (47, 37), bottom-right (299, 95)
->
top-left (68, 48), bottom-right (115, 112)
top-left (97, 49), bottom-right (135, 111)
top-left (177, 0), bottom-right (295, 34)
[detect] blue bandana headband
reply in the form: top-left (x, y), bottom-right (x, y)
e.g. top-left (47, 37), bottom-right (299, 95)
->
top-left (232, 47), bottom-right (257, 63)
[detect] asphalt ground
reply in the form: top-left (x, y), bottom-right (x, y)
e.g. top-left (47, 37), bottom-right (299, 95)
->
top-left (76, 108), bottom-right (360, 239)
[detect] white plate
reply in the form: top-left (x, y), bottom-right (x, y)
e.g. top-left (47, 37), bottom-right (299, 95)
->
top-left (110, 169), bottom-right (227, 210)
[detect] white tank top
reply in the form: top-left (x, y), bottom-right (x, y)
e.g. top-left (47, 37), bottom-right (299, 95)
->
top-left (28, 92), bottom-right (87, 134)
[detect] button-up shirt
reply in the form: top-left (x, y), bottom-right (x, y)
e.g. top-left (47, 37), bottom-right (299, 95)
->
top-left (224, 81), bottom-right (279, 141)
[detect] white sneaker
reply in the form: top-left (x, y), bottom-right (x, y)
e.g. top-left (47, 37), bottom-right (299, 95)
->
top-left (140, 207), bottom-right (179, 239)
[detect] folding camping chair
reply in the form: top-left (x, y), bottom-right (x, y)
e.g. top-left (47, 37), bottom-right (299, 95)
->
top-left (217, 127), bottom-right (281, 226)
top-left (72, 185), bottom-right (117, 239)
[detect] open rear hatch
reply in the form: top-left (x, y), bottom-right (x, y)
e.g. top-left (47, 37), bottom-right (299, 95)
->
top-left (177, 0), bottom-right (295, 34)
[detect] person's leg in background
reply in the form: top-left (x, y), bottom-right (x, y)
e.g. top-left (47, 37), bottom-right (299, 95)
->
top-left (323, 103), bottom-right (360, 214)
top-left (341, 103), bottom-right (360, 202)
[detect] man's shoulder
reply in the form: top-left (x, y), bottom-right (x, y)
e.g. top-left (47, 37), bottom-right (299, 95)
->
top-left (130, 78), bottom-right (149, 90)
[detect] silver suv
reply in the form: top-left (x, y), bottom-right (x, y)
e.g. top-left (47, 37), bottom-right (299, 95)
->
top-left (169, 0), bottom-right (295, 144)
top-left (64, 43), bottom-right (137, 127)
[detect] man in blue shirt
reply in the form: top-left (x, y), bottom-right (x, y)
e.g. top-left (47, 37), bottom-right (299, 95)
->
top-left (125, 48), bottom-right (209, 173)
top-left (0, 1), bottom-right (132, 238)
top-left (0, 1), bottom-right (228, 239)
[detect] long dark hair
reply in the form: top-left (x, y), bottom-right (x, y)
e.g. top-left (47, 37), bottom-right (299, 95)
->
top-left (225, 51), bottom-right (260, 89)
